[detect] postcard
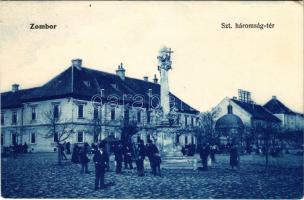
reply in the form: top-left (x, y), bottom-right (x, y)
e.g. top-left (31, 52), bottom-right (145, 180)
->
top-left (0, 1), bottom-right (303, 199)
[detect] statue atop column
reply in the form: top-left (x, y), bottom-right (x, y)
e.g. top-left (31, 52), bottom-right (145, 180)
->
top-left (157, 46), bottom-right (174, 124)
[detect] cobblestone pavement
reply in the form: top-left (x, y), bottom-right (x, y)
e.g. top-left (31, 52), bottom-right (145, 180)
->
top-left (1, 153), bottom-right (303, 199)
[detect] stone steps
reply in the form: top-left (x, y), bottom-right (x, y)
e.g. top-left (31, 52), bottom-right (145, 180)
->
top-left (144, 156), bottom-right (198, 170)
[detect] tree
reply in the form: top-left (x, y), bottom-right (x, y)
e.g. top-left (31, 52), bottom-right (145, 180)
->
top-left (196, 108), bottom-right (220, 146)
top-left (120, 119), bottom-right (139, 145)
top-left (44, 107), bottom-right (74, 165)
top-left (252, 121), bottom-right (280, 167)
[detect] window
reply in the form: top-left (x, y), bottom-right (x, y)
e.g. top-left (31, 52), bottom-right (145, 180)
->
top-left (77, 131), bottom-right (84, 143)
top-left (30, 133), bottom-right (36, 144)
top-left (147, 111), bottom-right (151, 124)
top-left (1, 133), bottom-right (4, 145)
top-left (12, 132), bottom-right (17, 145)
top-left (54, 132), bottom-right (59, 143)
top-left (31, 107), bottom-right (37, 120)
top-left (53, 105), bottom-right (59, 119)
top-left (176, 114), bottom-right (180, 124)
top-left (78, 104), bottom-right (84, 118)
top-left (184, 115), bottom-right (188, 126)
top-left (93, 108), bottom-right (99, 120)
top-left (185, 136), bottom-right (188, 145)
top-left (111, 108), bottom-right (115, 121)
top-left (137, 110), bottom-right (141, 123)
top-left (1, 112), bottom-right (4, 125)
top-left (124, 109), bottom-right (129, 123)
top-left (191, 117), bottom-right (194, 127)
top-left (147, 134), bottom-right (151, 141)
top-left (191, 136), bottom-right (194, 144)
top-left (12, 111), bottom-right (17, 124)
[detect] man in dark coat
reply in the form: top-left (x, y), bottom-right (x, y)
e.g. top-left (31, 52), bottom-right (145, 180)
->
top-left (71, 144), bottom-right (80, 164)
top-left (146, 139), bottom-right (159, 175)
top-left (135, 140), bottom-right (146, 177)
top-left (153, 153), bottom-right (162, 176)
top-left (66, 142), bottom-right (71, 154)
top-left (80, 143), bottom-right (90, 174)
top-left (200, 143), bottom-right (210, 170)
top-left (230, 144), bottom-right (239, 169)
top-left (93, 143), bottom-right (109, 190)
top-left (114, 142), bottom-right (124, 174)
top-left (60, 143), bottom-right (67, 160)
top-left (124, 144), bottom-right (133, 169)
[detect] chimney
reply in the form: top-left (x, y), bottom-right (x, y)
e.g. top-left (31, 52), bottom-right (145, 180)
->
top-left (272, 95), bottom-right (277, 99)
top-left (153, 74), bottom-right (158, 84)
top-left (71, 59), bottom-right (82, 70)
top-left (232, 96), bottom-right (237, 100)
top-left (143, 76), bottom-right (149, 82)
top-left (116, 63), bottom-right (125, 80)
top-left (12, 84), bottom-right (19, 92)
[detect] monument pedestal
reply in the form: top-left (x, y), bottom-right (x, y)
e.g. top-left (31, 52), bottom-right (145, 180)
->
top-left (155, 125), bottom-right (197, 170)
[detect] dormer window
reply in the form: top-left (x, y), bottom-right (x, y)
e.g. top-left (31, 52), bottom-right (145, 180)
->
top-left (83, 80), bottom-right (91, 87)
top-left (111, 84), bottom-right (118, 90)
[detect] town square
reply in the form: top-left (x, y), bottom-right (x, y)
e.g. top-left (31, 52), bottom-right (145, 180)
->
top-left (2, 152), bottom-right (303, 199)
top-left (1, 2), bottom-right (303, 199)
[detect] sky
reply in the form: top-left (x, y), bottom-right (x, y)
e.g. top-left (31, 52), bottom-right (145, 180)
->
top-left (0, 1), bottom-right (303, 112)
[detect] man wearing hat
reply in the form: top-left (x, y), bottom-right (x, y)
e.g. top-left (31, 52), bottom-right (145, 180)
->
top-left (93, 143), bottom-right (109, 190)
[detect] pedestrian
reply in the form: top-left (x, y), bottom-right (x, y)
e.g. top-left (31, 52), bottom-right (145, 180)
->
top-left (114, 141), bottom-right (123, 174)
top-left (230, 144), bottom-right (239, 169)
top-left (91, 143), bottom-right (98, 155)
top-left (12, 144), bottom-right (17, 158)
top-left (146, 139), bottom-right (159, 174)
top-left (60, 143), bottom-right (67, 160)
top-left (135, 139), bottom-right (145, 177)
top-left (80, 143), bottom-right (90, 174)
top-left (71, 144), bottom-right (80, 164)
top-left (124, 144), bottom-right (133, 169)
top-left (199, 143), bottom-right (210, 171)
top-left (153, 153), bottom-right (162, 176)
top-left (23, 142), bottom-right (28, 153)
top-left (210, 144), bottom-right (216, 162)
top-left (66, 142), bottom-right (71, 154)
top-left (93, 143), bottom-right (109, 190)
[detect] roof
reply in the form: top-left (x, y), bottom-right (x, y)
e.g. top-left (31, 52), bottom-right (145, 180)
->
top-left (1, 88), bottom-right (38, 109)
top-left (231, 99), bottom-right (280, 123)
top-left (263, 97), bottom-right (296, 115)
top-left (1, 66), bottom-right (198, 114)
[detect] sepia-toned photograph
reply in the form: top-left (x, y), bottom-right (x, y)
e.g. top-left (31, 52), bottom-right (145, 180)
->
top-left (0, 1), bottom-right (303, 199)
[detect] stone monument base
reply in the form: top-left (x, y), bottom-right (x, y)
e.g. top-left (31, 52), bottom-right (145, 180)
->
top-left (144, 156), bottom-right (197, 170)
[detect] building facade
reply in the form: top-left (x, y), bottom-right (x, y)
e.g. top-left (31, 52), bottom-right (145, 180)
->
top-left (1, 59), bottom-right (199, 152)
top-left (264, 96), bottom-right (304, 132)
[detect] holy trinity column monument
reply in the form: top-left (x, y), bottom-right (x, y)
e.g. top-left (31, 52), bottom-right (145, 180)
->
top-left (155, 47), bottom-right (180, 155)
top-left (157, 46), bottom-right (173, 124)
top-left (155, 47), bottom-right (197, 168)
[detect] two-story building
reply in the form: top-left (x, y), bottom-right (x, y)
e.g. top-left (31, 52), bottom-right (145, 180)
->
top-left (1, 59), bottom-right (199, 152)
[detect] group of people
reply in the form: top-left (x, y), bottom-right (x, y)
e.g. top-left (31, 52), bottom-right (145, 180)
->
top-left (3, 142), bottom-right (29, 158)
top-left (68, 139), bottom-right (161, 190)
top-left (199, 143), bottom-right (239, 170)
top-left (112, 139), bottom-right (162, 177)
